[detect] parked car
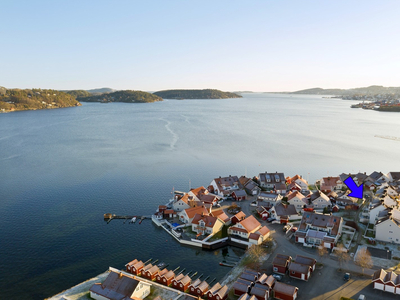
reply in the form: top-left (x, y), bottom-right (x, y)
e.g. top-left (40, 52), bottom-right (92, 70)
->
top-left (272, 274), bottom-right (282, 281)
top-left (344, 273), bottom-right (350, 281)
top-left (250, 201), bottom-right (258, 207)
top-left (291, 226), bottom-right (298, 232)
top-left (267, 217), bottom-right (276, 222)
top-left (358, 295), bottom-right (366, 300)
top-left (283, 225), bottom-right (290, 232)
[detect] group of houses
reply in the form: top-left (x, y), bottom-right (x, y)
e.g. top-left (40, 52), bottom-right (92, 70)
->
top-left (233, 269), bottom-right (299, 300)
top-left (272, 254), bottom-right (316, 281)
top-left (364, 174), bottom-right (400, 244)
top-left (124, 259), bottom-right (229, 300)
top-left (372, 268), bottom-right (400, 295)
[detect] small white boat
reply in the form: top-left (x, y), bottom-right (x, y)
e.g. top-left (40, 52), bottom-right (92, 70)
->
top-left (130, 217), bottom-right (137, 223)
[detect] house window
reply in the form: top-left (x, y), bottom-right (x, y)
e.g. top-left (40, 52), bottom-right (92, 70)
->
top-left (389, 231), bottom-right (393, 233)
top-left (292, 271), bottom-right (295, 274)
top-left (273, 267), bottom-right (278, 272)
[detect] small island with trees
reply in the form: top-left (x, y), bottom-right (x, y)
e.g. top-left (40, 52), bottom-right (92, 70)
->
top-left (0, 86), bottom-right (81, 113)
top-left (153, 89), bottom-right (242, 99)
top-left (69, 90), bottom-right (163, 103)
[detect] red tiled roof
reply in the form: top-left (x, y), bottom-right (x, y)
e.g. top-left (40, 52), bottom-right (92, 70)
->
top-left (184, 206), bottom-right (209, 219)
top-left (239, 215), bottom-right (261, 232)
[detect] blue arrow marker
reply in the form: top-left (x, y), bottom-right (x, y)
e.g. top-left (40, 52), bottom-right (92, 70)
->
top-left (343, 177), bottom-right (363, 199)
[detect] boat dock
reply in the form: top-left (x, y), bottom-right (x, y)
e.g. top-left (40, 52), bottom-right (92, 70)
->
top-left (104, 214), bottom-right (151, 224)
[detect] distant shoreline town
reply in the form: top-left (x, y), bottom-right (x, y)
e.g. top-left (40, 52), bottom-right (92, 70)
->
top-left (53, 170), bottom-right (400, 300)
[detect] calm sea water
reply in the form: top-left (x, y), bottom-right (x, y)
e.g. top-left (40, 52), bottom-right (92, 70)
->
top-left (1, 93), bottom-right (399, 299)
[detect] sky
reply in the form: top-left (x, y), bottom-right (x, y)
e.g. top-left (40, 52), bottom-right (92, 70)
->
top-left (1, 0), bottom-right (400, 92)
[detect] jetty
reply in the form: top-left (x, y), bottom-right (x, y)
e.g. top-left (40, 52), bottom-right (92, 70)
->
top-left (103, 214), bottom-right (151, 224)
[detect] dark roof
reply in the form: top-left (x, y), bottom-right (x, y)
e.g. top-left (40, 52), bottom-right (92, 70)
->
top-left (369, 171), bottom-right (384, 181)
top-left (89, 271), bottom-right (139, 300)
top-left (274, 202), bottom-right (298, 216)
top-left (289, 262), bottom-right (310, 274)
top-left (273, 254), bottom-right (291, 267)
top-left (273, 282), bottom-right (298, 296)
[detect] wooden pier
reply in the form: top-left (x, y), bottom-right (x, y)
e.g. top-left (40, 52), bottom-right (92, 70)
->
top-left (104, 214), bottom-right (151, 224)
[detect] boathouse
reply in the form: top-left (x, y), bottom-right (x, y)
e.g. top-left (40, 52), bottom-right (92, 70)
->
top-left (250, 283), bottom-right (270, 300)
top-left (272, 254), bottom-right (292, 275)
top-left (195, 280), bottom-right (209, 297)
top-left (209, 284), bottom-right (228, 300)
top-left (160, 270), bottom-right (175, 286)
top-left (188, 278), bottom-right (202, 295)
top-left (172, 274), bottom-right (185, 289)
top-left (272, 281), bottom-right (298, 300)
top-left (155, 268), bottom-right (169, 284)
top-left (178, 275), bottom-right (191, 292)
top-left (127, 259), bottom-right (144, 275)
top-left (143, 265), bottom-right (159, 280)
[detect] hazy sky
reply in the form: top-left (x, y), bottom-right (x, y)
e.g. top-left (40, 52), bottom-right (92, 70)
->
top-left (2, 1), bottom-right (400, 92)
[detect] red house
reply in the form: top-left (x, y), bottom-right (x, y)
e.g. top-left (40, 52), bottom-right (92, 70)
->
top-left (143, 265), bottom-right (159, 280)
top-left (155, 268), bottom-right (169, 284)
top-left (250, 283), bottom-right (270, 300)
top-left (232, 189), bottom-right (247, 201)
top-left (195, 281), bottom-right (209, 297)
top-left (272, 282), bottom-right (298, 300)
top-left (233, 279), bottom-right (252, 296)
top-left (294, 255), bottom-right (316, 272)
top-left (288, 262), bottom-right (311, 281)
top-left (160, 270), bottom-right (175, 286)
top-left (188, 278), bottom-right (202, 295)
top-left (238, 295), bottom-right (258, 300)
top-left (177, 275), bottom-right (191, 292)
top-left (231, 211), bottom-right (246, 224)
top-left (256, 274), bottom-right (276, 290)
top-left (207, 282), bottom-right (222, 299)
top-left (272, 254), bottom-right (292, 275)
top-left (126, 259), bottom-right (144, 275)
top-left (172, 274), bottom-right (184, 289)
top-left (210, 285), bottom-right (228, 300)
top-left (141, 264), bottom-right (153, 277)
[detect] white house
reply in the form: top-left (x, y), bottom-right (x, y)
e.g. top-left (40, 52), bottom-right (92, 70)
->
top-left (289, 175), bottom-right (309, 191)
top-left (191, 214), bottom-right (224, 235)
top-left (258, 172), bottom-right (287, 194)
top-left (172, 194), bottom-right (191, 212)
top-left (210, 175), bottom-right (241, 197)
top-left (387, 186), bottom-right (399, 198)
top-left (294, 212), bottom-right (343, 249)
top-left (258, 192), bottom-right (282, 207)
top-left (375, 217), bottom-right (400, 244)
top-left (90, 268), bottom-right (151, 300)
top-left (228, 215), bottom-right (262, 239)
top-left (309, 191), bottom-right (332, 210)
top-left (269, 202), bottom-right (300, 223)
top-left (387, 172), bottom-right (400, 183)
top-left (383, 195), bottom-right (398, 208)
top-left (178, 206), bottom-right (209, 224)
top-left (369, 203), bottom-right (387, 224)
top-left (320, 177), bottom-right (343, 193)
top-left (287, 191), bottom-right (308, 212)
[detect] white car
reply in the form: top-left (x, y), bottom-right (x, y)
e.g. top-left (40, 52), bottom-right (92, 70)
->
top-left (250, 201), bottom-right (257, 207)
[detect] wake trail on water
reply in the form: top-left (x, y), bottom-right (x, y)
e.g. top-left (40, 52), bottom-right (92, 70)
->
top-left (161, 118), bottom-right (179, 150)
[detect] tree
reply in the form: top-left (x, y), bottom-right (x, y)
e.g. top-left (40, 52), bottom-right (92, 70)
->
top-left (334, 244), bottom-right (350, 269)
top-left (317, 245), bottom-right (328, 264)
top-left (241, 245), bottom-right (267, 271)
top-left (355, 248), bottom-right (373, 274)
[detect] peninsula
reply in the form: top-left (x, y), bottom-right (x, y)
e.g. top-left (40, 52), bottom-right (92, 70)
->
top-left (70, 90), bottom-right (163, 103)
top-left (153, 89), bottom-right (242, 99)
top-left (0, 87), bottom-right (80, 113)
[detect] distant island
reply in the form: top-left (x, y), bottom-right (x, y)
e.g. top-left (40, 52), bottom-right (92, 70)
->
top-left (153, 89), bottom-right (242, 99)
top-left (71, 90), bottom-right (163, 103)
top-left (0, 86), bottom-right (80, 113)
top-left (291, 85), bottom-right (400, 96)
